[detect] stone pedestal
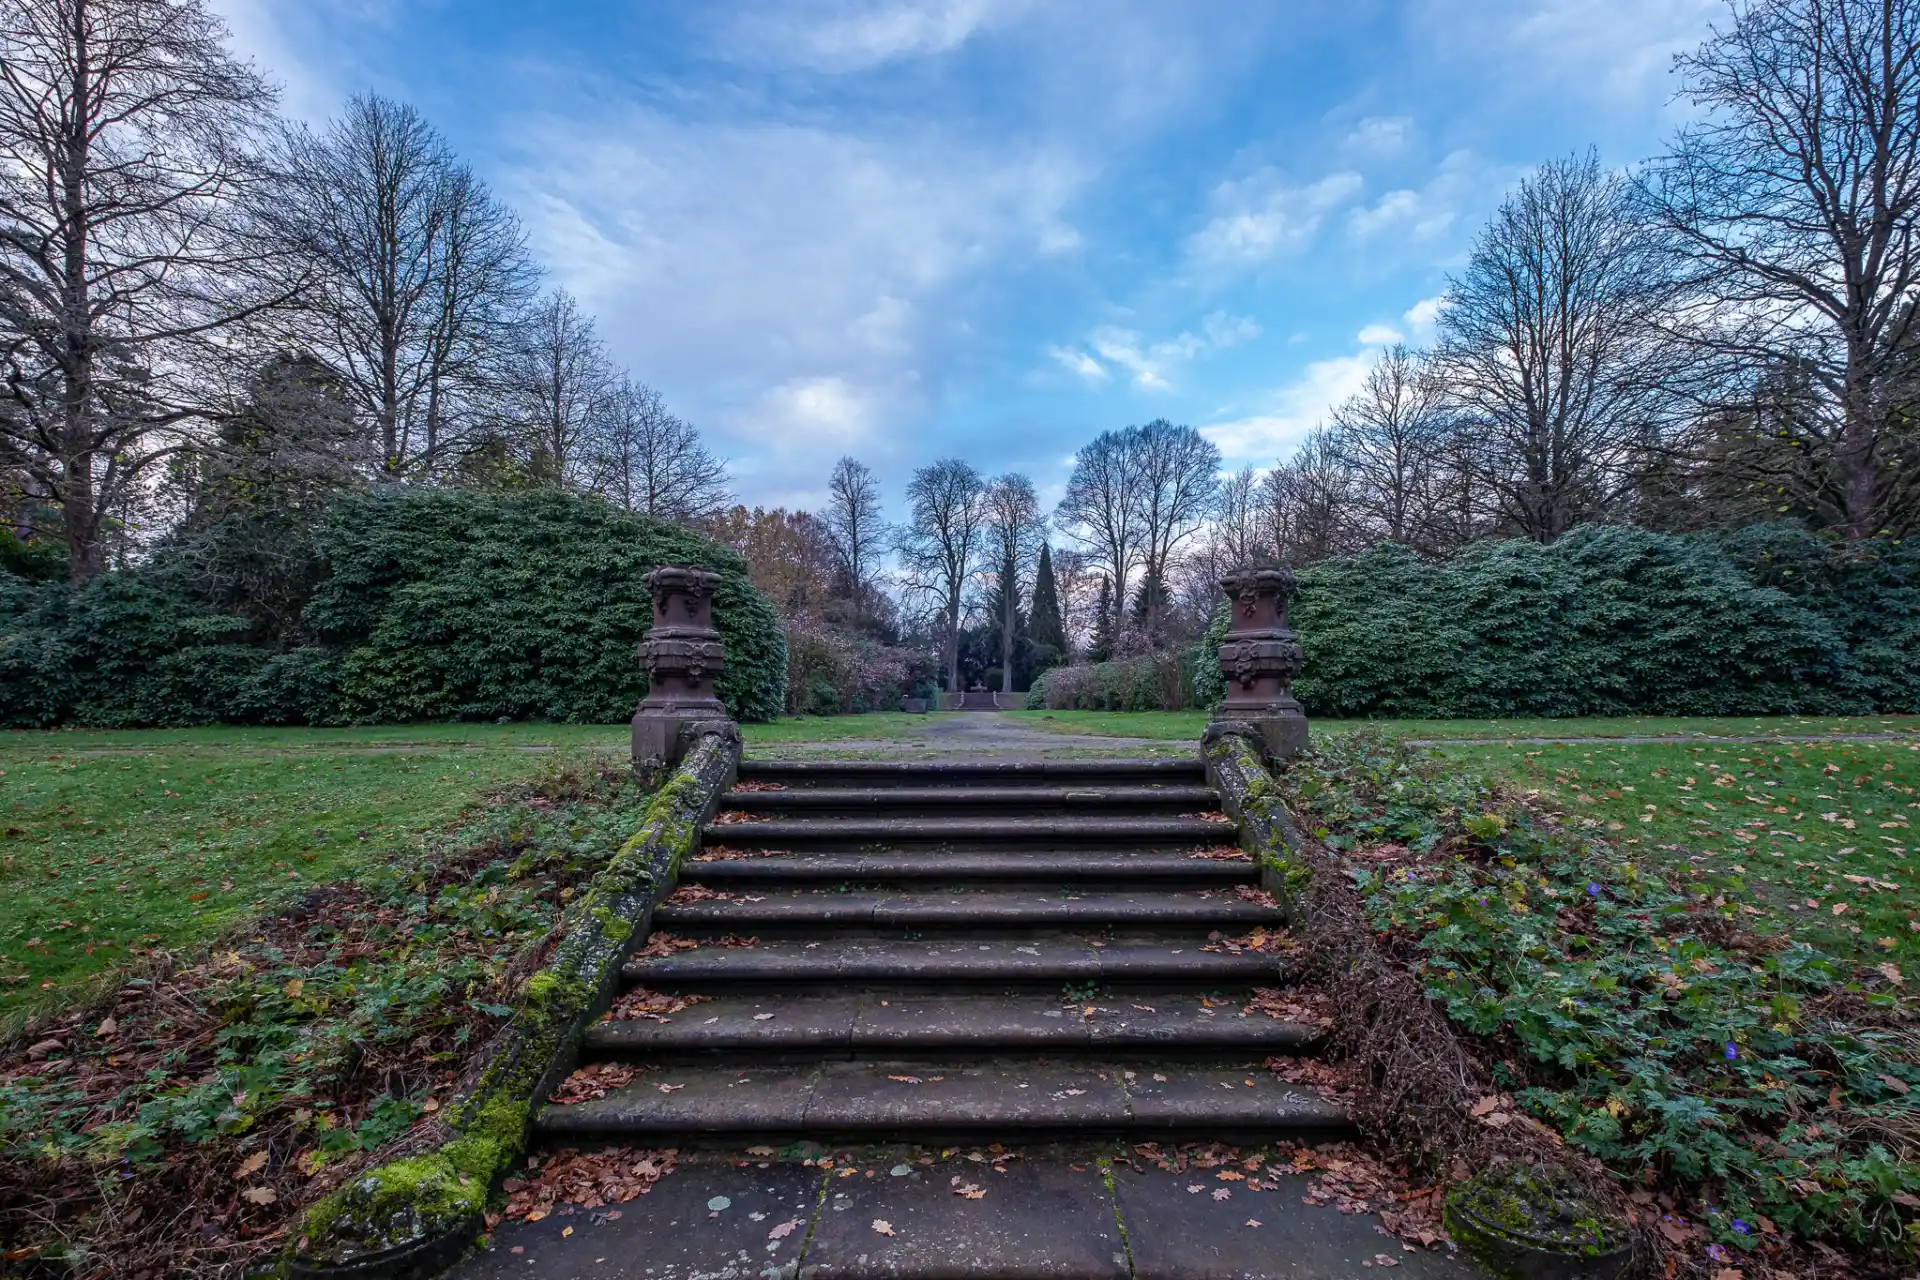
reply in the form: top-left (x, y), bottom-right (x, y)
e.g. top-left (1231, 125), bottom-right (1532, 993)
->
top-left (632, 565), bottom-right (730, 770)
top-left (1211, 566), bottom-right (1308, 760)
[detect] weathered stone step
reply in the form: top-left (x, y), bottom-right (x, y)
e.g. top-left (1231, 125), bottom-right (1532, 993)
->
top-left (655, 889), bottom-right (1279, 933)
top-left (737, 759), bottom-right (1206, 789)
top-left (702, 816), bottom-right (1236, 850)
top-left (536, 1060), bottom-right (1352, 1140)
top-left (686, 848), bottom-right (1254, 885)
top-left (624, 938), bottom-right (1291, 988)
top-left (723, 786), bottom-right (1219, 817)
top-left (587, 992), bottom-right (1321, 1058)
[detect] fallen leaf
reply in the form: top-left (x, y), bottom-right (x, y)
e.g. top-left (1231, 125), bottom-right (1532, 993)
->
top-left (655, 1083), bottom-right (684, 1093)
top-left (954, 1183), bottom-right (986, 1200)
top-left (241, 1187), bottom-right (277, 1206)
top-left (888, 1075), bottom-right (923, 1084)
top-left (769, 1219), bottom-right (800, 1240)
top-left (1469, 1096), bottom-right (1501, 1117)
top-left (96, 1016), bottom-right (117, 1037)
top-left (871, 1219), bottom-right (895, 1236)
top-left (283, 978), bottom-right (304, 998)
top-left (1878, 1074), bottom-right (1910, 1095)
top-left (1245, 1218), bottom-right (1263, 1227)
top-left (753, 1012), bottom-right (776, 1021)
top-left (1212, 1188), bottom-right (1232, 1201)
top-left (235, 1151), bottom-right (269, 1180)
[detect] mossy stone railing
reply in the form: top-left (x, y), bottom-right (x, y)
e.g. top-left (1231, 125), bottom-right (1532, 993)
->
top-left (1201, 724), bottom-right (1314, 915)
top-left (277, 723), bottom-right (741, 1277)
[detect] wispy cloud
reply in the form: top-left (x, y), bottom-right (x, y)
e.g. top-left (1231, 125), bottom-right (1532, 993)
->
top-left (1050, 312), bottom-right (1261, 391)
top-left (1345, 114), bottom-right (1413, 156)
top-left (1186, 169), bottom-right (1364, 269)
top-left (503, 108), bottom-right (1086, 470)
top-left (1200, 352), bottom-right (1375, 462)
top-left (713, 0), bottom-right (1023, 72)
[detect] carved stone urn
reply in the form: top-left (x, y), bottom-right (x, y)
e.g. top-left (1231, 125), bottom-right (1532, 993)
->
top-left (631, 565), bottom-right (730, 769)
top-left (1210, 566), bottom-right (1308, 760)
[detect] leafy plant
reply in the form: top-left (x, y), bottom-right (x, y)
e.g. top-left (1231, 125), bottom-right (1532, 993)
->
top-left (1290, 732), bottom-right (1920, 1254)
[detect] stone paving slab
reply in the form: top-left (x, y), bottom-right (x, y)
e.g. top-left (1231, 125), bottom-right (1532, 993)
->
top-left (454, 1160), bottom-right (823, 1280)
top-left (451, 1154), bottom-right (1487, 1280)
top-left (1111, 1166), bottom-right (1482, 1279)
top-left (805, 1158), bottom-right (1128, 1279)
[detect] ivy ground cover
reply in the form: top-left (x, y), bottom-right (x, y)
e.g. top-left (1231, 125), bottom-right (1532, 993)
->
top-left (1289, 734), bottom-right (1919, 1265)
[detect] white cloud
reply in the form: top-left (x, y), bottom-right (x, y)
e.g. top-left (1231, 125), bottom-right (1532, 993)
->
top-left (1357, 323), bottom-right (1403, 345)
top-left (1186, 169), bottom-right (1363, 268)
top-left (1201, 353), bottom-right (1375, 462)
top-left (1415, 0), bottom-right (1718, 106)
top-left (1404, 296), bottom-right (1446, 337)
top-left (750, 376), bottom-right (878, 447)
top-left (1051, 312), bottom-right (1261, 391)
top-left (716, 0), bottom-right (1022, 72)
top-left (1345, 115), bottom-right (1413, 155)
top-left (1050, 346), bottom-right (1109, 382)
top-left (1203, 311), bottom-right (1262, 348)
top-left (504, 110), bottom-right (1087, 463)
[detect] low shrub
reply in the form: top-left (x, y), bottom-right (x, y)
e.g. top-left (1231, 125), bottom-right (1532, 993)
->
top-left (1028, 653), bottom-right (1193, 711)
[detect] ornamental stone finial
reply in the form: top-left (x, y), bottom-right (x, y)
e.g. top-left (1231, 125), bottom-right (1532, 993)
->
top-left (1209, 566), bottom-right (1307, 759)
top-left (631, 565), bottom-right (730, 769)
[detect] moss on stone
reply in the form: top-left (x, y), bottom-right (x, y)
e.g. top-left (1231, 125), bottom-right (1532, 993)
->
top-left (285, 728), bottom-right (741, 1273)
top-left (1444, 1166), bottom-right (1631, 1278)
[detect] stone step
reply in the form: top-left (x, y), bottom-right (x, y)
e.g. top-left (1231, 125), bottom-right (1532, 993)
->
top-left (685, 848), bottom-right (1254, 885)
top-left (586, 992), bottom-right (1322, 1058)
top-left (702, 816), bottom-right (1237, 850)
top-left (654, 889), bottom-right (1280, 934)
top-left (723, 785), bottom-right (1219, 817)
top-left (624, 938), bottom-right (1291, 989)
top-left (737, 759), bottom-right (1207, 790)
top-left (536, 1060), bottom-right (1352, 1141)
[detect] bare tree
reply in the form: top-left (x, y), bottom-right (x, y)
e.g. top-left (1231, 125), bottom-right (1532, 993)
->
top-left (1263, 427), bottom-right (1352, 565)
top-left (1439, 150), bottom-right (1682, 542)
top-left (982, 472), bottom-right (1044, 693)
top-left (1213, 465), bottom-right (1273, 567)
top-left (0, 0), bottom-right (283, 578)
top-left (824, 455), bottom-right (883, 624)
top-left (1330, 344), bottom-right (1453, 552)
top-left (1130, 418), bottom-right (1220, 637)
top-left (587, 377), bottom-right (729, 522)
top-left (1056, 427), bottom-right (1144, 640)
top-left (1647, 0), bottom-right (1920, 538)
top-left (263, 95), bottom-right (536, 477)
top-left (507, 289), bottom-right (613, 486)
top-left (1050, 547), bottom-right (1094, 657)
top-left (897, 458), bottom-right (986, 695)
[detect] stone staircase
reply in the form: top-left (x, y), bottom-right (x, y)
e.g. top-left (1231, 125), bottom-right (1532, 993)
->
top-left (535, 758), bottom-right (1353, 1147)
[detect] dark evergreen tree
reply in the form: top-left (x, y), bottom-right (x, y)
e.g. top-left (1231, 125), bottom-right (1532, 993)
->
top-left (1087, 575), bottom-right (1115, 662)
top-left (1029, 542), bottom-right (1067, 674)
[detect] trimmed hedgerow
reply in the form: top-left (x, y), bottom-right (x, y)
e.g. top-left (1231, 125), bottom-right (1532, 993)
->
top-left (0, 489), bottom-right (787, 728)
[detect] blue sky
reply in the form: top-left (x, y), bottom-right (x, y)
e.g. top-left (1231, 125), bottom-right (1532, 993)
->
top-left (213, 0), bottom-right (1723, 516)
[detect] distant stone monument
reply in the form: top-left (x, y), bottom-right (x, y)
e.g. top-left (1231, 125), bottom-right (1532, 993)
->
top-left (631, 565), bottom-right (731, 769)
top-left (1209, 566), bottom-right (1308, 760)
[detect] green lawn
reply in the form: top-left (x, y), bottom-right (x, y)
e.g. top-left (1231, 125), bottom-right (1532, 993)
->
top-left (1005, 709), bottom-right (1920, 742)
top-left (0, 725), bottom-right (626, 1018)
top-left (1440, 736), bottom-right (1920, 964)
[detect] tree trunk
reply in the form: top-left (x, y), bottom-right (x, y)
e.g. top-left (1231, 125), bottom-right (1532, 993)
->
top-left (1001, 591), bottom-right (1014, 694)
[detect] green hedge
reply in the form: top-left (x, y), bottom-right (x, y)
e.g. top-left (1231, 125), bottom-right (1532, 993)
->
top-left (1288, 526), bottom-right (1911, 719)
top-left (0, 489), bottom-right (787, 728)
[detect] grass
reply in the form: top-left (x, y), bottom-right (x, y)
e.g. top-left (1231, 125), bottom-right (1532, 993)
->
top-left (1005, 709), bottom-right (1920, 742)
top-left (1441, 736), bottom-right (1920, 965)
top-left (0, 725), bottom-right (625, 1018)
